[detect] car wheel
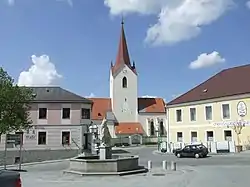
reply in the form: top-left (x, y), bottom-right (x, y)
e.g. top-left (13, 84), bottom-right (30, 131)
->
top-left (177, 153), bottom-right (181, 158)
top-left (194, 153), bottom-right (200, 159)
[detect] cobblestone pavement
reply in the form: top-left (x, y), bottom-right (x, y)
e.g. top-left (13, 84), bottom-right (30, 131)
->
top-left (13, 147), bottom-right (250, 187)
top-left (20, 163), bottom-right (250, 187)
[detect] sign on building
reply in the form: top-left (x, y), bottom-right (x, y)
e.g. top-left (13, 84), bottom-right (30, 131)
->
top-left (214, 101), bottom-right (248, 126)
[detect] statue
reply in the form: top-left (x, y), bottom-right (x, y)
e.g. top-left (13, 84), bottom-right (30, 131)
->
top-left (99, 117), bottom-right (111, 147)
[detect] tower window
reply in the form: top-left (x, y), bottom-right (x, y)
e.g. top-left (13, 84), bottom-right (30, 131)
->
top-left (122, 77), bottom-right (127, 88)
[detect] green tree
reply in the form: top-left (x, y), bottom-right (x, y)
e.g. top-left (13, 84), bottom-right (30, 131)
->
top-left (0, 67), bottom-right (34, 135)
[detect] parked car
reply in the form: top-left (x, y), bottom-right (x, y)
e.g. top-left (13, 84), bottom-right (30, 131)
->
top-left (174, 144), bottom-right (209, 158)
top-left (0, 169), bottom-right (22, 187)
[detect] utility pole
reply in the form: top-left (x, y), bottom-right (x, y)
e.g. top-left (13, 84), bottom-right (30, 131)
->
top-left (18, 133), bottom-right (23, 171)
top-left (4, 134), bottom-right (8, 170)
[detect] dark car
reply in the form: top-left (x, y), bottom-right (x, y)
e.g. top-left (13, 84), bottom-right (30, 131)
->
top-left (174, 144), bottom-right (209, 158)
top-left (0, 169), bottom-right (22, 187)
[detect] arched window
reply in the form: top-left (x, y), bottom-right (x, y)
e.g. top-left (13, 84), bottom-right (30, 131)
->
top-left (150, 121), bottom-right (155, 136)
top-left (160, 121), bottom-right (164, 136)
top-left (122, 77), bottom-right (127, 88)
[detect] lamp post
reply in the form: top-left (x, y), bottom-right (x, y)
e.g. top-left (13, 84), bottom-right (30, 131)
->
top-left (119, 131), bottom-right (122, 146)
top-left (89, 123), bottom-right (98, 155)
top-left (136, 127), bottom-right (139, 146)
top-left (157, 118), bottom-right (162, 151)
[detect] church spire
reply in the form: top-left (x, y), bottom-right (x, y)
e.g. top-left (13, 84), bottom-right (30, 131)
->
top-left (111, 19), bottom-right (136, 75)
top-left (115, 19), bottom-right (131, 67)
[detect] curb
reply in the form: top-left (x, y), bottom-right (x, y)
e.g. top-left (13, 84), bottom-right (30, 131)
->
top-left (152, 150), bottom-right (174, 155)
top-left (0, 159), bottom-right (70, 169)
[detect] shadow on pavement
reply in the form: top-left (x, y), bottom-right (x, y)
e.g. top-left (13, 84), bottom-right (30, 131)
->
top-left (112, 149), bottom-right (130, 154)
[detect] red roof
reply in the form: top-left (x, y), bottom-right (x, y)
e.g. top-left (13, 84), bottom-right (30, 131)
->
top-left (111, 21), bottom-right (136, 75)
top-left (90, 98), bottom-right (166, 120)
top-left (115, 122), bottom-right (144, 134)
top-left (168, 64), bottom-right (250, 106)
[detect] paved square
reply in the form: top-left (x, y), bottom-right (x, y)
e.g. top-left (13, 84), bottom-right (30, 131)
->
top-left (9, 147), bottom-right (250, 187)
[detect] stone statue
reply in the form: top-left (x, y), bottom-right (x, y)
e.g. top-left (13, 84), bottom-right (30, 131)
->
top-left (99, 117), bottom-right (111, 147)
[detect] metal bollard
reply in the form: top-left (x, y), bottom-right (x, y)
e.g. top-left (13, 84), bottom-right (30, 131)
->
top-left (171, 161), bottom-right (176, 171)
top-left (162, 160), bottom-right (167, 170)
top-left (147, 160), bottom-right (152, 170)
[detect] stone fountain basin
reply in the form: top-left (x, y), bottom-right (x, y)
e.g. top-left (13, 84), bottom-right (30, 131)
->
top-left (64, 155), bottom-right (147, 176)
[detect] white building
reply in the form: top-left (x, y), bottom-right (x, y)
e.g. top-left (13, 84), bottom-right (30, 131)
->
top-left (90, 22), bottom-right (167, 144)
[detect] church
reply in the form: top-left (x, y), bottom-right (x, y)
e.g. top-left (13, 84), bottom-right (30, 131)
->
top-left (89, 21), bottom-right (167, 143)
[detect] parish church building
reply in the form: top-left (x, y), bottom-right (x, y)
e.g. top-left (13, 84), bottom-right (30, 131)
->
top-left (89, 21), bottom-right (167, 142)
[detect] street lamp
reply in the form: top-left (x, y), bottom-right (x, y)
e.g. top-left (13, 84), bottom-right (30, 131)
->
top-left (89, 123), bottom-right (98, 154)
top-left (118, 131), bottom-right (122, 146)
top-left (136, 127), bottom-right (139, 146)
top-left (157, 118), bottom-right (162, 151)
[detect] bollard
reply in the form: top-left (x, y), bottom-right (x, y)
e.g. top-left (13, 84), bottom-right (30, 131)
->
top-left (162, 160), bottom-right (167, 170)
top-left (171, 161), bottom-right (176, 171)
top-left (147, 160), bottom-right (152, 170)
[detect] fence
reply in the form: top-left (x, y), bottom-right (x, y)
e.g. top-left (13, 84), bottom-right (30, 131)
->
top-left (111, 136), bottom-right (168, 147)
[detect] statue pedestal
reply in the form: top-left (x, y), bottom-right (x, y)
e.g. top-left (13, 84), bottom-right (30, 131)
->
top-left (99, 145), bottom-right (112, 160)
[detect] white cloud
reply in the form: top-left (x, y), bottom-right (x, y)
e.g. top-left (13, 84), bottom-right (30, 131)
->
top-left (17, 55), bottom-right (62, 86)
top-left (189, 51), bottom-right (226, 70)
top-left (7, 0), bottom-right (73, 6)
top-left (246, 1), bottom-right (250, 9)
top-left (171, 94), bottom-right (181, 98)
top-left (7, 0), bottom-right (15, 6)
top-left (104, 0), bottom-right (234, 46)
top-left (85, 93), bottom-right (96, 98)
top-left (56, 0), bottom-right (73, 7)
top-left (141, 95), bottom-right (158, 98)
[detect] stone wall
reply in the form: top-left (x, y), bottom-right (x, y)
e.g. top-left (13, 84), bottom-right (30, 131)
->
top-left (0, 149), bottom-right (80, 166)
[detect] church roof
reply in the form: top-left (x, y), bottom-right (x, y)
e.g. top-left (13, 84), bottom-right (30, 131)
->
top-left (168, 64), bottom-right (250, 106)
top-left (115, 122), bottom-right (144, 135)
top-left (90, 98), bottom-right (166, 120)
top-left (111, 21), bottom-right (136, 75)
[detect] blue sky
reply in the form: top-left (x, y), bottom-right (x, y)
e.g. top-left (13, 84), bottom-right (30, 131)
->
top-left (0, 0), bottom-right (250, 101)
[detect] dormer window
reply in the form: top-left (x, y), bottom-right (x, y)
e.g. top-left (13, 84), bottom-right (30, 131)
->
top-left (122, 77), bottom-right (127, 88)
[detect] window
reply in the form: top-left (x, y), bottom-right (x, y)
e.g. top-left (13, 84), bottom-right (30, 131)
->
top-left (122, 77), bottom-right (127, 88)
top-left (222, 104), bottom-right (230, 119)
top-left (190, 108), bottom-right (196, 121)
top-left (191, 131), bottom-right (197, 142)
top-left (62, 108), bottom-right (70, 119)
top-left (39, 108), bottom-right (47, 119)
top-left (38, 132), bottom-right (47, 145)
top-left (15, 132), bottom-right (24, 145)
top-left (159, 121), bottom-right (164, 136)
top-left (81, 109), bottom-right (90, 119)
top-left (150, 121), bottom-right (155, 136)
top-left (206, 131), bottom-right (214, 141)
top-left (224, 130), bottom-right (232, 141)
top-left (205, 106), bottom-right (212, 120)
top-left (176, 109), bottom-right (182, 122)
top-left (62, 131), bottom-right (70, 145)
top-left (177, 132), bottom-right (183, 142)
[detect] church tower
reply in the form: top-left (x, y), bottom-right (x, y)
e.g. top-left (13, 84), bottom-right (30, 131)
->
top-left (110, 21), bottom-right (138, 123)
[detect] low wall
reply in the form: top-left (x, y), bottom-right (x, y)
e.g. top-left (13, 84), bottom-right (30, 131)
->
top-left (170, 141), bottom-right (236, 153)
top-left (0, 149), bottom-right (80, 166)
top-left (69, 156), bottom-right (139, 173)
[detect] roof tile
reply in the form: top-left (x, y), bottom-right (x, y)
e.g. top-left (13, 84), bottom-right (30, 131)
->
top-left (115, 122), bottom-right (144, 134)
top-left (168, 64), bottom-right (250, 105)
top-left (89, 98), bottom-right (166, 120)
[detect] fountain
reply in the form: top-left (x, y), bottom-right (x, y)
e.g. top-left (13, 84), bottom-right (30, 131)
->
top-left (64, 118), bottom-right (147, 176)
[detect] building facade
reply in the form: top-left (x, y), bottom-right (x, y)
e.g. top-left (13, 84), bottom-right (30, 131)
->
top-left (89, 22), bottom-right (167, 145)
top-left (0, 87), bottom-right (92, 165)
top-left (167, 65), bottom-right (250, 152)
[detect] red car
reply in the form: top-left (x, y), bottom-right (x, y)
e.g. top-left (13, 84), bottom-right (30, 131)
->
top-left (0, 170), bottom-right (21, 187)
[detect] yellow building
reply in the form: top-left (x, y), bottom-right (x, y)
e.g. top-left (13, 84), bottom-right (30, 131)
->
top-left (167, 64), bottom-right (250, 152)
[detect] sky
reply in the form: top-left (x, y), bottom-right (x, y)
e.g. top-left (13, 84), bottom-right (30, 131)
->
top-left (0, 0), bottom-right (250, 102)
